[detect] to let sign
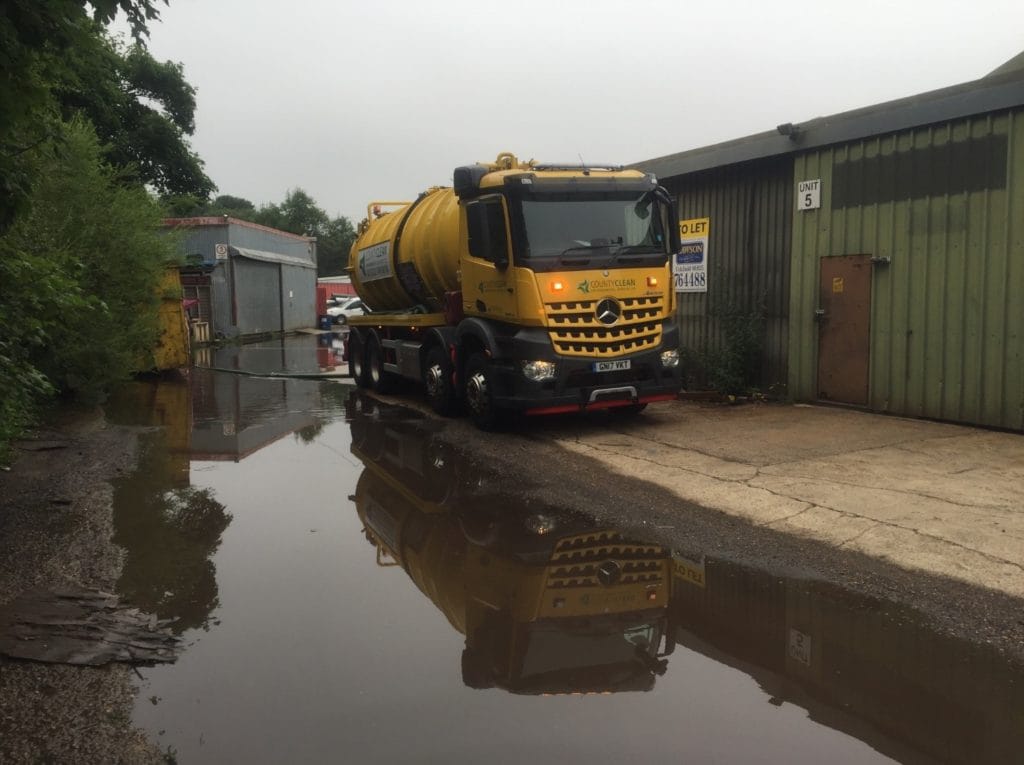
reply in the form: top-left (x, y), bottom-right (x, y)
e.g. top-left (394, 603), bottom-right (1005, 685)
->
top-left (797, 179), bottom-right (821, 211)
top-left (675, 217), bottom-right (710, 293)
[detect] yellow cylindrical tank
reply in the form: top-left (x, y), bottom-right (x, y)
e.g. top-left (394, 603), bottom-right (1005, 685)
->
top-left (348, 187), bottom-right (461, 312)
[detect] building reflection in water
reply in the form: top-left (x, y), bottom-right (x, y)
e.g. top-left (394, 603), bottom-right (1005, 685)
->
top-left (346, 392), bottom-right (1024, 760)
top-left (192, 342), bottom-right (327, 462)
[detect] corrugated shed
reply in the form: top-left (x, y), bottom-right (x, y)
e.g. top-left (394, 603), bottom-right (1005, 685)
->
top-left (163, 218), bottom-right (317, 337)
top-left (789, 108), bottom-right (1024, 430)
top-left (660, 157), bottom-right (793, 390)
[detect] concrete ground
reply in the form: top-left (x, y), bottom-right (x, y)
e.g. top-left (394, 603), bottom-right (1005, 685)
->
top-left (550, 401), bottom-right (1024, 600)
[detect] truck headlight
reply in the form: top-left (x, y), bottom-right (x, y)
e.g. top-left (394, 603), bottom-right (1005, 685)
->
top-left (524, 514), bottom-right (557, 535)
top-left (660, 349), bottom-right (680, 368)
top-left (522, 360), bottom-right (557, 381)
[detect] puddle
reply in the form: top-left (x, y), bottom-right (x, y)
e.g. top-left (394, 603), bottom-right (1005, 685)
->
top-left (104, 338), bottom-right (1023, 763)
top-left (192, 332), bottom-right (348, 378)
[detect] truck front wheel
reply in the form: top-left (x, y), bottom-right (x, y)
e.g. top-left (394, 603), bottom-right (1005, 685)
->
top-left (464, 353), bottom-right (503, 430)
top-left (424, 345), bottom-right (458, 417)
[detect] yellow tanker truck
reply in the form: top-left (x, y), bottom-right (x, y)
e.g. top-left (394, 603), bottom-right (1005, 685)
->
top-left (346, 152), bottom-right (682, 428)
top-left (348, 393), bottom-right (676, 693)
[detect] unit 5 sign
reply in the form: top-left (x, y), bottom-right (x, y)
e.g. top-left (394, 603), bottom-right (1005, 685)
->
top-left (797, 179), bottom-right (821, 211)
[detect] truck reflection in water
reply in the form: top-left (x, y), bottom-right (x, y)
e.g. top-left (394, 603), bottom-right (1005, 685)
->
top-left (348, 392), bottom-right (1024, 762)
top-left (348, 392), bottom-right (674, 694)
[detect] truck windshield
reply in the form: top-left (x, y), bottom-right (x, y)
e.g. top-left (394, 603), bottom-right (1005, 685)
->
top-left (517, 192), bottom-right (668, 269)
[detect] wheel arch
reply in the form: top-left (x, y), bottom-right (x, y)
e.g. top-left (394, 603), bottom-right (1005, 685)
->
top-left (418, 326), bottom-right (457, 372)
top-left (455, 318), bottom-right (499, 379)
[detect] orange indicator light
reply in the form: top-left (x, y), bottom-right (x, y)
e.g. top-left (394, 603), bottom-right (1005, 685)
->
top-left (550, 280), bottom-right (565, 293)
top-left (647, 276), bottom-right (658, 288)
top-left (646, 589), bottom-right (658, 602)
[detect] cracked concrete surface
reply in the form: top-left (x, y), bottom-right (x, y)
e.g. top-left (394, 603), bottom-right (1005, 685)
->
top-left (553, 402), bottom-right (1024, 599)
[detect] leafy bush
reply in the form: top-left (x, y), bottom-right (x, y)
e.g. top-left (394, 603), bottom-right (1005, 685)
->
top-left (700, 301), bottom-right (765, 396)
top-left (0, 118), bottom-right (172, 459)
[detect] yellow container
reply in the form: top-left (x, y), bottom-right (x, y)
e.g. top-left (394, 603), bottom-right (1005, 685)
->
top-left (348, 187), bottom-right (461, 312)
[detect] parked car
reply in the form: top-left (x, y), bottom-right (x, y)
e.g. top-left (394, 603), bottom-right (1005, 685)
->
top-left (327, 297), bottom-right (366, 324)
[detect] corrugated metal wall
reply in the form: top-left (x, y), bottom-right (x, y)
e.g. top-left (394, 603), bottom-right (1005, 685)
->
top-left (234, 259), bottom-right (282, 335)
top-left (789, 108), bottom-right (1024, 430)
top-left (281, 265), bottom-right (315, 331)
top-left (170, 221), bottom-right (228, 266)
top-left (663, 156), bottom-right (793, 390)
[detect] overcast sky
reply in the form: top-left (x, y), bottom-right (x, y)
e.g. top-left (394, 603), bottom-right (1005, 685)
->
top-left (126, 0), bottom-right (1023, 223)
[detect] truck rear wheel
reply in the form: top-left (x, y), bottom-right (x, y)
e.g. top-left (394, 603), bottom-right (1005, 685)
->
top-left (348, 331), bottom-right (370, 388)
top-left (464, 352), bottom-right (503, 430)
top-left (424, 345), bottom-right (458, 417)
top-left (367, 336), bottom-right (397, 393)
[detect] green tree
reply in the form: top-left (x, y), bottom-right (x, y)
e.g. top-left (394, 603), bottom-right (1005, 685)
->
top-left (253, 188), bottom-right (327, 235)
top-left (317, 215), bottom-right (357, 277)
top-left (205, 194), bottom-right (256, 218)
top-left (57, 31), bottom-right (215, 200)
top-left (0, 0), bottom-right (167, 228)
top-left (164, 193), bottom-right (257, 219)
top-left (250, 188), bottom-right (356, 275)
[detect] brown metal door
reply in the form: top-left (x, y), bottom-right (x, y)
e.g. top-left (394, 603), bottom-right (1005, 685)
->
top-left (817, 255), bottom-right (871, 405)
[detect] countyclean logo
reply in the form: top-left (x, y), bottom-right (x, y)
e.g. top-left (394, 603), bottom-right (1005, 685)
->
top-left (576, 277), bottom-right (637, 294)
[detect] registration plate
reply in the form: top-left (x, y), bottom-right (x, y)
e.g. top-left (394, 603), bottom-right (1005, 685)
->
top-left (592, 359), bottom-right (631, 373)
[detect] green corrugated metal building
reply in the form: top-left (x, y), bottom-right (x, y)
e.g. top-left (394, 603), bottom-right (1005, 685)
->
top-left (638, 55), bottom-right (1024, 430)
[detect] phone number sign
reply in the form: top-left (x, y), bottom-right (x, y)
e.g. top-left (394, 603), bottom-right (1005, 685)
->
top-left (675, 217), bottom-right (709, 293)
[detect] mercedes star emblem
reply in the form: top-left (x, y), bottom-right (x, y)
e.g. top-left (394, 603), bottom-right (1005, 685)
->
top-left (597, 560), bottom-right (622, 586)
top-left (595, 298), bottom-right (621, 326)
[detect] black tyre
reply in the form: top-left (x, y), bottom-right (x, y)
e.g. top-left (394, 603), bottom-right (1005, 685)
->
top-left (460, 647), bottom-right (495, 690)
top-left (348, 331), bottom-right (371, 388)
top-left (463, 352), bottom-right (503, 430)
top-left (423, 345), bottom-right (459, 417)
top-left (367, 336), bottom-right (397, 393)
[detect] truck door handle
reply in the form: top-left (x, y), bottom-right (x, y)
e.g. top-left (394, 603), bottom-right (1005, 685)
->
top-left (814, 309), bottom-right (826, 321)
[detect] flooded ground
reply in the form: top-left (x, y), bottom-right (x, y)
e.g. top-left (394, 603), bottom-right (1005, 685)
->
top-left (102, 336), bottom-right (1023, 763)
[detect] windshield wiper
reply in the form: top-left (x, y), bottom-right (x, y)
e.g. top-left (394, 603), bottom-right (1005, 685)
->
top-left (558, 243), bottom-right (612, 257)
top-left (614, 244), bottom-right (660, 255)
top-left (612, 244), bottom-right (663, 263)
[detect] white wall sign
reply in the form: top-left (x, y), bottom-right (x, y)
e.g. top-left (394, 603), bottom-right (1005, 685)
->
top-left (215, 243), bottom-right (228, 260)
top-left (357, 242), bottom-right (392, 282)
top-left (675, 217), bottom-right (709, 292)
top-left (797, 179), bottom-right (821, 211)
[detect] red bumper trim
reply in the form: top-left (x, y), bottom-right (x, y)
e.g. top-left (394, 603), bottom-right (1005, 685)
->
top-left (525, 393), bottom-right (677, 417)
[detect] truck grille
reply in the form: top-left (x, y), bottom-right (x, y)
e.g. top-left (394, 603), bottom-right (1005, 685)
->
top-left (544, 296), bottom-right (664, 357)
top-left (547, 531), bottom-right (666, 589)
